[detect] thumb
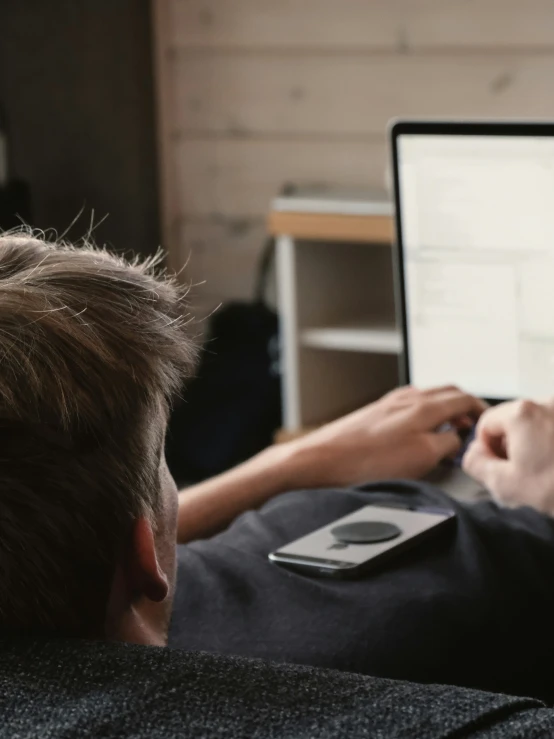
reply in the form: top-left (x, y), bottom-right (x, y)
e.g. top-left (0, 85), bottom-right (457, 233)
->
top-left (462, 439), bottom-right (511, 499)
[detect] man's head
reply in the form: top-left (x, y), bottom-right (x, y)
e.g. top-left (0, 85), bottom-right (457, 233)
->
top-left (0, 232), bottom-right (195, 644)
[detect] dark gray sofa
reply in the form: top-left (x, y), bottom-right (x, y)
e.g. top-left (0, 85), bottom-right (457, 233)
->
top-left (0, 637), bottom-right (552, 738)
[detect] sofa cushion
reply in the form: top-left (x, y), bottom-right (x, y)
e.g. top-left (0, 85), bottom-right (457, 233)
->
top-left (0, 637), bottom-right (550, 738)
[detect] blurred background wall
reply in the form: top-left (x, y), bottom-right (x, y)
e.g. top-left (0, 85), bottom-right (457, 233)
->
top-left (3, 1), bottom-right (554, 294)
top-left (0, 0), bottom-right (159, 257)
top-left (155, 0), bottom-right (554, 315)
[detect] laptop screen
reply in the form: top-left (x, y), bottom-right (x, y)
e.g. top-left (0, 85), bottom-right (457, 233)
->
top-left (395, 132), bottom-right (554, 400)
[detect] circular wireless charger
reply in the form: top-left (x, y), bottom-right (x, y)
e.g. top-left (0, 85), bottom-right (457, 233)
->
top-left (330, 521), bottom-right (402, 544)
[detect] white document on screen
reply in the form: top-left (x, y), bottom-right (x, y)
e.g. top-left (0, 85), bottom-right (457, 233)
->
top-left (399, 134), bottom-right (554, 399)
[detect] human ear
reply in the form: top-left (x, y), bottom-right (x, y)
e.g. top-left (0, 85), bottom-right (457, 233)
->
top-left (127, 516), bottom-right (169, 603)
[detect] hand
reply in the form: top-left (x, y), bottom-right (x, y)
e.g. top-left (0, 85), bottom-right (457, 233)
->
top-left (288, 385), bottom-right (487, 489)
top-left (462, 399), bottom-right (554, 515)
top-left (176, 385), bottom-right (486, 542)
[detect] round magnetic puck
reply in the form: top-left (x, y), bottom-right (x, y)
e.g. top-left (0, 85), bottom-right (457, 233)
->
top-left (330, 521), bottom-right (402, 544)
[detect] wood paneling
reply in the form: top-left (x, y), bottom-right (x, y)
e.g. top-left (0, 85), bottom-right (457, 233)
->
top-left (172, 53), bottom-right (554, 137)
top-left (152, 0), bottom-right (178, 267)
top-left (174, 138), bottom-right (388, 217)
top-left (176, 216), bottom-right (266, 305)
top-left (155, 0), bottom-right (554, 301)
top-left (1, 0), bottom-right (159, 257)
top-left (169, 0), bottom-right (554, 51)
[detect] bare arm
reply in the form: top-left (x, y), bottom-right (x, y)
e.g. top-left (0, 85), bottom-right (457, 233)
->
top-left (177, 386), bottom-right (487, 543)
top-left (177, 442), bottom-right (305, 543)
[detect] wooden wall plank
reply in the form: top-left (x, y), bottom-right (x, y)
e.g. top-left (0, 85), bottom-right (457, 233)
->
top-left (176, 217), bottom-right (267, 304)
top-left (169, 0), bottom-right (554, 51)
top-left (174, 138), bottom-right (388, 217)
top-left (172, 53), bottom-right (554, 137)
top-left (159, 0), bottom-right (554, 307)
top-left (152, 0), bottom-right (179, 267)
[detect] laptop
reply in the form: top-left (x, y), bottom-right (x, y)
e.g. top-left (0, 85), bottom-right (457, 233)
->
top-left (390, 121), bottom-right (554, 497)
top-left (391, 120), bottom-right (554, 403)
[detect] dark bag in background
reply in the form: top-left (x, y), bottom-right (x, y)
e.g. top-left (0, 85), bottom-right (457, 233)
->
top-left (165, 238), bottom-right (281, 486)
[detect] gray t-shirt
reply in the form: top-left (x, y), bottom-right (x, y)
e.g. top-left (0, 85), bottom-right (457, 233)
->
top-left (170, 480), bottom-right (554, 702)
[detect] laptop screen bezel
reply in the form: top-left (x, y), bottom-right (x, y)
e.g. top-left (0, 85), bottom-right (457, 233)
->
top-left (390, 119), bottom-right (554, 404)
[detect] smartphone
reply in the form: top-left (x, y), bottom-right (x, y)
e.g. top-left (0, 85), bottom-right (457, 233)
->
top-left (268, 504), bottom-right (455, 579)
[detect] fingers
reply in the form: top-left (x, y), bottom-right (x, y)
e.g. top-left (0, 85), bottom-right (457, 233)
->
top-left (421, 385), bottom-right (464, 396)
top-left (426, 429), bottom-right (461, 461)
top-left (545, 396), bottom-right (554, 410)
top-left (452, 414), bottom-right (474, 430)
top-left (462, 439), bottom-right (495, 482)
top-left (462, 439), bottom-right (514, 503)
top-left (413, 389), bottom-right (488, 430)
top-left (475, 400), bottom-right (543, 457)
top-left (385, 385), bottom-right (421, 401)
top-left (476, 399), bottom-right (541, 435)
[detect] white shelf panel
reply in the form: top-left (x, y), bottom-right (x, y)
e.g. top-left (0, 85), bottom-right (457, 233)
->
top-left (301, 323), bottom-right (402, 355)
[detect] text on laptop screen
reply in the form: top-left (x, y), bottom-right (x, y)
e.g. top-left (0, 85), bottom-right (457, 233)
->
top-left (397, 133), bottom-right (554, 400)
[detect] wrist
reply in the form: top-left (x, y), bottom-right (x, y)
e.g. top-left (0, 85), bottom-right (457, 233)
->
top-left (251, 439), bottom-right (312, 496)
top-left (271, 435), bottom-right (339, 490)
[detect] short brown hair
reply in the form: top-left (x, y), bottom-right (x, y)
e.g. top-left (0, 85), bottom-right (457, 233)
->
top-left (0, 232), bottom-right (195, 636)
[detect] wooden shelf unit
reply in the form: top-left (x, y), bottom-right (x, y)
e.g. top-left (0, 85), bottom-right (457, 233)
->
top-left (269, 192), bottom-right (401, 431)
top-left (268, 211), bottom-right (394, 244)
